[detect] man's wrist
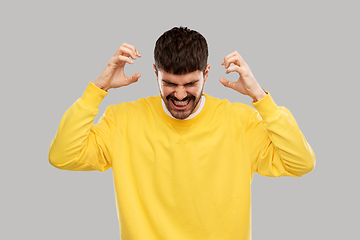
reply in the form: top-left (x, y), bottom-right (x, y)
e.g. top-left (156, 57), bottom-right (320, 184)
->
top-left (79, 82), bottom-right (109, 111)
top-left (251, 89), bottom-right (267, 102)
top-left (92, 79), bottom-right (110, 91)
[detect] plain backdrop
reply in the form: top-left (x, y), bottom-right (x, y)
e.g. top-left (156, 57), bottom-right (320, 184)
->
top-left (1, 0), bottom-right (359, 239)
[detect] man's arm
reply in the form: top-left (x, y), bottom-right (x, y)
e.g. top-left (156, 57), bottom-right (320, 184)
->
top-left (49, 43), bottom-right (141, 171)
top-left (220, 51), bottom-right (315, 177)
top-left (49, 83), bottom-right (112, 171)
top-left (249, 93), bottom-right (315, 177)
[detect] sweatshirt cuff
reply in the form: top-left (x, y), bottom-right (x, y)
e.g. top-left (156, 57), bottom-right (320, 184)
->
top-left (78, 82), bottom-right (108, 111)
top-left (252, 92), bottom-right (282, 122)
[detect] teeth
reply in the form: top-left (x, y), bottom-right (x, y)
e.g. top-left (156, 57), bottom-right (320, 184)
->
top-left (173, 99), bottom-right (189, 106)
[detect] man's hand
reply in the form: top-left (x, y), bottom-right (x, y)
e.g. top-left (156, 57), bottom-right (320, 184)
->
top-left (92, 43), bottom-right (141, 91)
top-left (219, 51), bottom-right (266, 102)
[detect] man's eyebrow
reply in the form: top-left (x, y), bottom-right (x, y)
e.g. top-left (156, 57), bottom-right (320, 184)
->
top-left (162, 79), bottom-right (175, 84)
top-left (185, 80), bottom-right (199, 84)
top-left (162, 79), bottom-right (200, 85)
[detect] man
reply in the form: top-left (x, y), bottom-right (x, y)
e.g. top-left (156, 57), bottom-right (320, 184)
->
top-left (49, 27), bottom-right (315, 240)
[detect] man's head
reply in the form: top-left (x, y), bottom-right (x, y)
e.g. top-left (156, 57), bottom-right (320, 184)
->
top-left (154, 27), bottom-right (210, 119)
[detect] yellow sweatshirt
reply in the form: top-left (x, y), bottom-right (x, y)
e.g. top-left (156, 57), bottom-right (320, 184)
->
top-left (49, 82), bottom-right (315, 240)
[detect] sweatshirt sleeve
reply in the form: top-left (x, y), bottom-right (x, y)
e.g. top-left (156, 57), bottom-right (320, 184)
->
top-left (248, 93), bottom-right (315, 177)
top-left (48, 82), bottom-right (114, 171)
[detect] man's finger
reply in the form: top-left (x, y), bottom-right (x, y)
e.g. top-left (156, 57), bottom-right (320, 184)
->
top-left (118, 55), bottom-right (134, 64)
top-left (125, 73), bottom-right (141, 85)
top-left (122, 43), bottom-right (137, 54)
top-left (219, 78), bottom-right (236, 90)
top-left (114, 43), bottom-right (140, 60)
top-left (135, 49), bottom-right (141, 58)
top-left (119, 45), bottom-right (138, 60)
top-left (226, 65), bottom-right (244, 75)
top-left (108, 55), bottom-right (134, 67)
top-left (234, 51), bottom-right (247, 66)
top-left (222, 51), bottom-right (246, 68)
top-left (123, 43), bottom-right (141, 58)
top-left (222, 51), bottom-right (238, 66)
top-left (224, 56), bottom-right (241, 68)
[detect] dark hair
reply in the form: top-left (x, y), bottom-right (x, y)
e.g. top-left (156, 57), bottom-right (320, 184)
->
top-left (154, 26), bottom-right (208, 75)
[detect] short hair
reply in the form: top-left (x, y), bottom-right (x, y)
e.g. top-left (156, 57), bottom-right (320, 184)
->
top-left (154, 26), bottom-right (208, 75)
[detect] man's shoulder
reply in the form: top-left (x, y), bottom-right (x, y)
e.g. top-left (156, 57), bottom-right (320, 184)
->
top-left (204, 94), bottom-right (259, 124)
top-left (110, 95), bottom-right (161, 114)
top-left (204, 93), bottom-right (255, 112)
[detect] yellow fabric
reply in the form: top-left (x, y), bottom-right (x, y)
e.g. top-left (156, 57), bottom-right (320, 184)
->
top-left (49, 82), bottom-right (315, 240)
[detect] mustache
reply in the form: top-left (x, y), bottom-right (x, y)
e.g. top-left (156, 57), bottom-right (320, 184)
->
top-left (166, 93), bottom-right (195, 101)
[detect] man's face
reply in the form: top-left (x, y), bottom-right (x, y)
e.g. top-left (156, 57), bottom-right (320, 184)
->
top-left (154, 64), bottom-right (210, 120)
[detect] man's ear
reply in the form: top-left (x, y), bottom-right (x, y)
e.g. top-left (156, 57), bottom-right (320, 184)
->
top-left (153, 64), bottom-right (158, 79)
top-left (204, 64), bottom-right (210, 83)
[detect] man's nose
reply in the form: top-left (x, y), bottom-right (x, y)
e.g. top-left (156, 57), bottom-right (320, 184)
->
top-left (174, 86), bottom-right (187, 100)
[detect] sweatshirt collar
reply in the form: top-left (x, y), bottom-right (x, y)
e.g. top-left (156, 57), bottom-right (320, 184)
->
top-left (157, 94), bottom-right (209, 126)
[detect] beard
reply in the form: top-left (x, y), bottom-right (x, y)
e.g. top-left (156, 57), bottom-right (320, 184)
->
top-left (162, 88), bottom-right (204, 120)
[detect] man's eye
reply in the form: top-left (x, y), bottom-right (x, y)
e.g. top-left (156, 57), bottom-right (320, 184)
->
top-left (185, 82), bottom-right (198, 87)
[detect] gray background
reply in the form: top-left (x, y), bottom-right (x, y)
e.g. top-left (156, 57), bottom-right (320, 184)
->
top-left (1, 0), bottom-right (359, 239)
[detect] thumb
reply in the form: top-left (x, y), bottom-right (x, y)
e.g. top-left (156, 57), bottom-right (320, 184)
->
top-left (125, 73), bottom-right (141, 85)
top-left (219, 78), bottom-right (236, 90)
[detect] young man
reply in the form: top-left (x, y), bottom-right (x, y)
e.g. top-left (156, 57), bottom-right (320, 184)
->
top-left (49, 27), bottom-right (315, 240)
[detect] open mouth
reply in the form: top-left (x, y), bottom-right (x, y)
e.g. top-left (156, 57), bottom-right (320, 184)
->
top-left (170, 98), bottom-right (192, 110)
